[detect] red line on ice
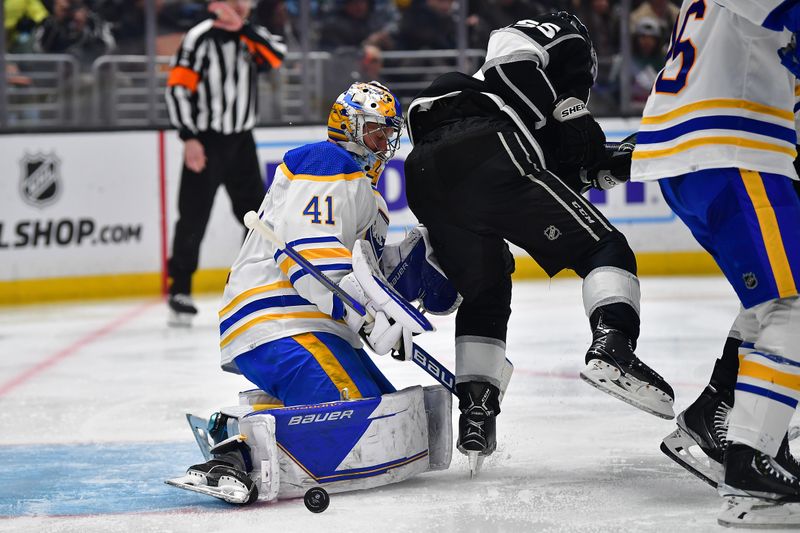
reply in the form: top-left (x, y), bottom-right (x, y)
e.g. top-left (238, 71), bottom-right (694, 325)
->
top-left (0, 300), bottom-right (158, 397)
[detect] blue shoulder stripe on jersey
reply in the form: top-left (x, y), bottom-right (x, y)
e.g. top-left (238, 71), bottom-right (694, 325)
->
top-left (740, 341), bottom-right (756, 350)
top-left (763, 0), bottom-right (800, 31)
top-left (794, 101), bottom-right (800, 113)
top-left (735, 383), bottom-right (798, 408)
top-left (750, 350), bottom-right (800, 368)
top-left (219, 294), bottom-right (314, 334)
top-left (274, 236), bottom-right (345, 261)
top-left (637, 116), bottom-right (797, 145)
top-left (289, 263), bottom-right (352, 285)
top-left (282, 141), bottom-right (362, 176)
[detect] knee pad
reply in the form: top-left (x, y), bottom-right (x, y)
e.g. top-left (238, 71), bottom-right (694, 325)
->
top-left (581, 266), bottom-right (641, 319)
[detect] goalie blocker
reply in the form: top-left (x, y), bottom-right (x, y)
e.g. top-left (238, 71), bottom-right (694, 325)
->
top-left (166, 385), bottom-right (453, 504)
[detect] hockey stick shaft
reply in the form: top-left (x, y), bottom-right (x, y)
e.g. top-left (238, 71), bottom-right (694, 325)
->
top-left (243, 211), bottom-right (367, 316)
top-left (410, 342), bottom-right (455, 394)
top-left (244, 210), bottom-right (461, 393)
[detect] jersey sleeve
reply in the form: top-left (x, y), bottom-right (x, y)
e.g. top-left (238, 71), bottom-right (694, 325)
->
top-left (716, 0), bottom-right (800, 31)
top-left (165, 20), bottom-right (213, 140)
top-left (480, 25), bottom-right (558, 131)
top-left (272, 164), bottom-right (376, 318)
top-left (239, 22), bottom-right (287, 72)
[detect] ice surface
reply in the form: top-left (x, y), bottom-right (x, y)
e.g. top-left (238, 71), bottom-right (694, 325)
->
top-left (0, 277), bottom-right (783, 532)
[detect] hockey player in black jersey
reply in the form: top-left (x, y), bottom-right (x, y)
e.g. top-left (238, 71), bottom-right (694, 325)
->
top-left (404, 12), bottom-right (675, 473)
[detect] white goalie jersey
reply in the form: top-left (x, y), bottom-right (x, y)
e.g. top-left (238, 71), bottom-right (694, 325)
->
top-left (218, 141), bottom-right (388, 373)
top-left (631, 0), bottom-right (799, 181)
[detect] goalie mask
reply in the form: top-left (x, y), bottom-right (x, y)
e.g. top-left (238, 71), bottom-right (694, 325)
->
top-left (328, 81), bottom-right (404, 169)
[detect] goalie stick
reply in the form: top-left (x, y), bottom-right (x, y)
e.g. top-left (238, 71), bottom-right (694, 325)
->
top-left (243, 211), bottom-right (367, 317)
top-left (243, 211), bottom-right (514, 399)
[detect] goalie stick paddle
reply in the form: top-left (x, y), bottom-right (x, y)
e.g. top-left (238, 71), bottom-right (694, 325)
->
top-left (243, 211), bottom-right (367, 317)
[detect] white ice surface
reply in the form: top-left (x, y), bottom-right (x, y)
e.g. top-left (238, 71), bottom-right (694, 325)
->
top-left (0, 277), bottom-right (784, 532)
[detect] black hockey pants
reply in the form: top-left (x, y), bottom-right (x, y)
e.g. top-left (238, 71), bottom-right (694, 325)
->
top-left (405, 128), bottom-right (639, 344)
top-left (168, 130), bottom-right (265, 295)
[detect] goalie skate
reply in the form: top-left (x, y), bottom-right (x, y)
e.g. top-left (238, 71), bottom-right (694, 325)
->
top-left (165, 460), bottom-right (258, 505)
top-left (580, 326), bottom-right (674, 419)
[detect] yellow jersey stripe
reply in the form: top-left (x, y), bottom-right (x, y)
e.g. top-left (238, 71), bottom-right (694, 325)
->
top-left (641, 98), bottom-right (794, 125)
top-left (632, 136), bottom-right (797, 160)
top-left (292, 332), bottom-right (362, 399)
top-left (220, 311), bottom-right (330, 349)
top-left (740, 171), bottom-right (798, 298)
top-left (279, 162), bottom-right (366, 182)
top-left (739, 360), bottom-right (800, 392)
top-left (276, 248), bottom-right (353, 275)
top-left (795, 85), bottom-right (800, 97)
top-left (219, 281), bottom-right (294, 318)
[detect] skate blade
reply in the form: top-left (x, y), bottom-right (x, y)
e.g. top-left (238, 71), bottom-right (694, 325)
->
top-left (467, 452), bottom-right (485, 479)
top-left (718, 496), bottom-right (800, 528)
top-left (580, 361), bottom-right (675, 420)
top-left (165, 477), bottom-right (251, 505)
top-left (168, 310), bottom-right (194, 328)
top-left (660, 427), bottom-right (721, 488)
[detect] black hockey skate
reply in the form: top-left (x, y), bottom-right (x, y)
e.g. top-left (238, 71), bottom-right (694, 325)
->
top-left (167, 293), bottom-right (197, 327)
top-left (456, 381), bottom-right (500, 478)
top-left (718, 442), bottom-right (800, 528)
top-left (166, 434), bottom-right (258, 505)
top-left (660, 382), bottom-right (732, 487)
top-left (580, 322), bottom-right (675, 419)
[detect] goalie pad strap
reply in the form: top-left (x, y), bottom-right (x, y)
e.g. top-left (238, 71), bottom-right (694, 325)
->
top-left (582, 266), bottom-right (641, 318)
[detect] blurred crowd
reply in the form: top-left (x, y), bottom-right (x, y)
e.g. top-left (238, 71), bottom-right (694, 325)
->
top-left (4, 0), bottom-right (681, 114)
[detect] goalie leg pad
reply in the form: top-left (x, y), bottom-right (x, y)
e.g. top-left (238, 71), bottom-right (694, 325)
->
top-left (423, 385), bottom-right (453, 471)
top-left (246, 385), bottom-right (432, 499)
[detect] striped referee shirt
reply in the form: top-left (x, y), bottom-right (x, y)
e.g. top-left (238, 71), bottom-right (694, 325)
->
top-left (166, 18), bottom-right (287, 140)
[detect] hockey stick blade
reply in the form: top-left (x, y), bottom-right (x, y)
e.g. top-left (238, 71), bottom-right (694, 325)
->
top-left (243, 211), bottom-right (367, 317)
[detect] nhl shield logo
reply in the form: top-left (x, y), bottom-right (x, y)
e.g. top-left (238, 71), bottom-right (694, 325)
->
top-left (743, 272), bottom-right (758, 289)
top-left (20, 152), bottom-right (61, 207)
top-left (544, 225), bottom-right (561, 241)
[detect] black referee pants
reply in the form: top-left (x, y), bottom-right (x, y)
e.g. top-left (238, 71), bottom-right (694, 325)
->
top-left (405, 128), bottom-right (638, 344)
top-left (168, 130), bottom-right (265, 295)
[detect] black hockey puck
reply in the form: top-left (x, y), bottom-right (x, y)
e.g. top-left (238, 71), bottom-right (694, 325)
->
top-left (304, 487), bottom-right (329, 513)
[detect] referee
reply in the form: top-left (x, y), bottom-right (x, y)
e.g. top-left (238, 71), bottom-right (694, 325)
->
top-left (165, 0), bottom-right (286, 326)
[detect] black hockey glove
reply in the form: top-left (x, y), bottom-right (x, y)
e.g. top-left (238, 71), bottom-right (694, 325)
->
top-left (579, 132), bottom-right (637, 193)
top-left (551, 96), bottom-right (606, 170)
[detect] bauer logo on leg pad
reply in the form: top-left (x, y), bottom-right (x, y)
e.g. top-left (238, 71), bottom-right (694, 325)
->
top-left (288, 410), bottom-right (354, 425)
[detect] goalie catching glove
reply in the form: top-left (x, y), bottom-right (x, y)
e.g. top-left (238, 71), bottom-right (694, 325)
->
top-left (337, 240), bottom-right (433, 358)
top-left (380, 225), bottom-right (462, 315)
top-left (579, 132), bottom-right (636, 193)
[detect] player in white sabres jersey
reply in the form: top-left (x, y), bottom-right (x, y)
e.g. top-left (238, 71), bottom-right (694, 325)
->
top-left (166, 82), bottom-right (459, 505)
top-left (219, 81), bottom-right (405, 406)
top-left (631, 1), bottom-right (800, 527)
